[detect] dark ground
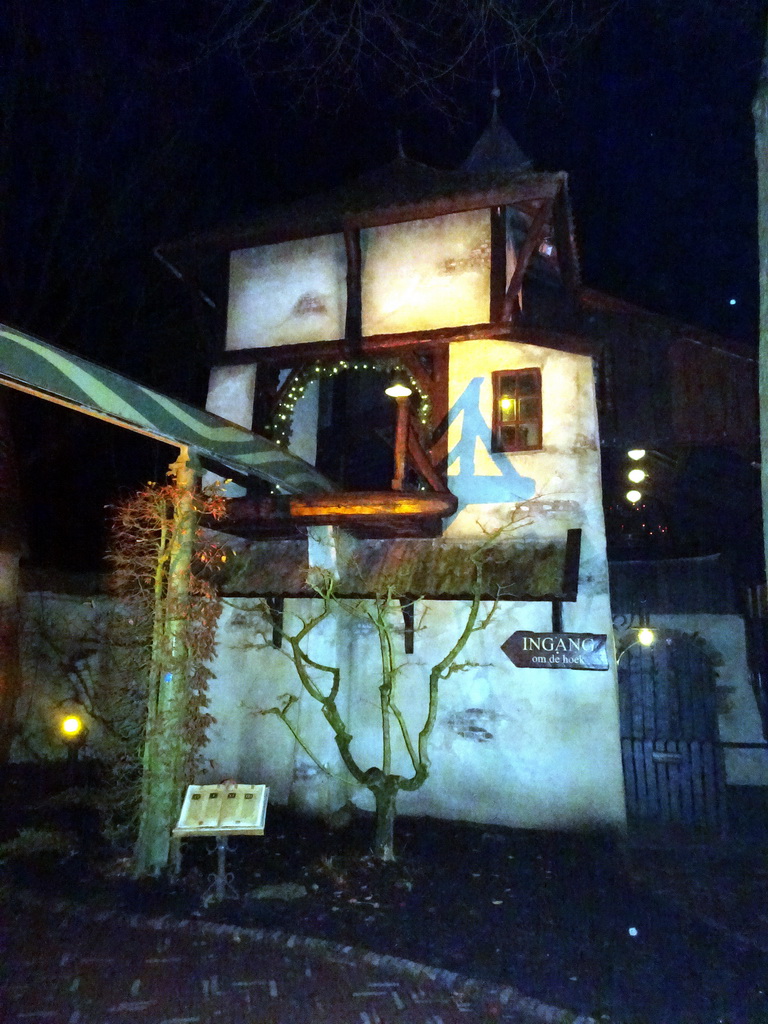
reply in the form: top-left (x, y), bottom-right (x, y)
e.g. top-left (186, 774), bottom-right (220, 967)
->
top-left (3, 768), bottom-right (768, 1024)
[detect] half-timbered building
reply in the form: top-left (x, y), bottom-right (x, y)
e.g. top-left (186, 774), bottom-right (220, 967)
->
top-left (157, 118), bottom-right (631, 830)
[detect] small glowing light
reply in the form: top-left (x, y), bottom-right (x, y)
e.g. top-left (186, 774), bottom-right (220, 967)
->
top-left (61, 715), bottom-right (83, 738)
top-left (626, 489), bottom-right (642, 503)
top-left (627, 449), bottom-right (646, 461)
top-left (729, 298), bottom-right (737, 306)
top-left (499, 396), bottom-right (514, 412)
top-left (628, 927), bottom-right (638, 937)
top-left (385, 383), bottom-right (413, 398)
top-left (637, 628), bottom-right (655, 647)
top-left (627, 468), bottom-right (646, 484)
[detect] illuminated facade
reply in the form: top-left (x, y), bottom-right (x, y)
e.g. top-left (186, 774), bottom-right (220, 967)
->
top-left (190, 124), bottom-right (628, 832)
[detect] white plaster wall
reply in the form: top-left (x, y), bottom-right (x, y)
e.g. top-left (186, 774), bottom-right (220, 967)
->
top-left (287, 378), bottom-right (319, 466)
top-left (203, 365), bottom-right (259, 496)
top-left (201, 333), bottom-right (625, 831)
top-left (226, 235), bottom-right (347, 350)
top-left (206, 365), bottom-right (257, 429)
top-left (206, 221), bottom-right (625, 831)
top-left (446, 339), bottom-right (604, 547)
top-left (361, 210), bottom-right (490, 335)
top-left (224, 211), bottom-right (494, 352)
top-left (206, 596), bottom-right (351, 812)
top-left (204, 588), bottom-right (626, 830)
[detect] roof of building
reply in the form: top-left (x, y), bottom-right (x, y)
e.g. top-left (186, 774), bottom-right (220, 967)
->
top-left (218, 529), bottom-right (581, 602)
top-left (158, 103), bottom-right (570, 268)
top-left (160, 162), bottom-right (567, 258)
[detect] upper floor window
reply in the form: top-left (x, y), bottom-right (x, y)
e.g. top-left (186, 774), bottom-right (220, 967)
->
top-left (491, 368), bottom-right (542, 452)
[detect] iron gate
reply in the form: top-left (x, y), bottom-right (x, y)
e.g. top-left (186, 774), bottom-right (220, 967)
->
top-left (619, 633), bottom-right (727, 831)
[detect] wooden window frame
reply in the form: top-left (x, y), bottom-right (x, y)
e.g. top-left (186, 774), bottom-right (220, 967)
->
top-left (491, 367), bottom-right (543, 453)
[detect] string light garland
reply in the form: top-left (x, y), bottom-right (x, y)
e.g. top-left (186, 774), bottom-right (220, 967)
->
top-left (267, 359), bottom-right (432, 448)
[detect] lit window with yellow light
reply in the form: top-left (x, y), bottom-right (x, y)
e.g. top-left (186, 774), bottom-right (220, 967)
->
top-left (491, 368), bottom-right (542, 453)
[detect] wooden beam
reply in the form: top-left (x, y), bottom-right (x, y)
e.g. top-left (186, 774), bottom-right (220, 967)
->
top-left (561, 528), bottom-right (582, 601)
top-left (502, 197), bottom-right (555, 320)
top-left (266, 596), bottom-right (284, 648)
top-left (392, 396), bottom-right (410, 490)
top-left (489, 205), bottom-right (507, 323)
top-left (270, 367), bottom-right (303, 418)
top-left (343, 224), bottom-right (362, 354)
top-left (218, 489), bottom-right (456, 532)
top-left (290, 490), bottom-right (456, 518)
top-left (398, 350), bottom-right (435, 398)
top-left (343, 179), bottom-right (562, 231)
top-left (407, 415), bottom-right (449, 493)
top-left (218, 323), bottom-right (514, 367)
top-left (219, 340), bottom-right (345, 366)
top-left (552, 186), bottom-right (580, 299)
top-left (162, 175), bottom-right (565, 257)
top-left (399, 597), bottom-right (415, 654)
top-left (428, 346), bottom-right (450, 475)
top-left (551, 599), bottom-right (563, 633)
top-left (251, 364), bottom-right (280, 433)
top-left (215, 321), bottom-right (595, 371)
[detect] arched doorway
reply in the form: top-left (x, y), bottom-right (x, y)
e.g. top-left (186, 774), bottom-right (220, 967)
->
top-left (619, 632), bottom-right (727, 832)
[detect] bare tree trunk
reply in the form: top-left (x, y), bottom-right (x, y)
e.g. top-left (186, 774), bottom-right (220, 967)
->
top-left (373, 782), bottom-right (398, 862)
top-left (757, 19), bottom-right (768, 581)
top-left (134, 448), bottom-right (199, 876)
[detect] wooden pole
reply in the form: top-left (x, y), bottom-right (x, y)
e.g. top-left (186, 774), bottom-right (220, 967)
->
top-left (391, 396), bottom-right (409, 491)
top-left (755, 19), bottom-right (768, 583)
top-left (135, 446), bottom-right (200, 876)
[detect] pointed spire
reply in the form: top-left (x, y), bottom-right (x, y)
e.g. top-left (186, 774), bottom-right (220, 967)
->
top-left (462, 83), bottom-right (532, 174)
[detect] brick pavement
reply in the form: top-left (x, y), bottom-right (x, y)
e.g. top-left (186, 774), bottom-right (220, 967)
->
top-left (0, 894), bottom-right (595, 1024)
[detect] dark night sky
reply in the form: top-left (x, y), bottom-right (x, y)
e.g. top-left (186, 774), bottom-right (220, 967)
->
top-left (0, 0), bottom-right (765, 571)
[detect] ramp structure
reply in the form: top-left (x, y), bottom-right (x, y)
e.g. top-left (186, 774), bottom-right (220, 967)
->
top-left (0, 325), bottom-right (333, 494)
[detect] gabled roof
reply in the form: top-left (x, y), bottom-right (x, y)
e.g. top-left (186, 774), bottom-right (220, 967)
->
top-left (161, 167), bottom-right (567, 257)
top-left (158, 149), bottom-right (570, 261)
top-left (0, 325), bottom-right (334, 493)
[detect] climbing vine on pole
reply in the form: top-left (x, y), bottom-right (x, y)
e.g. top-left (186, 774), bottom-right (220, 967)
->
top-left (108, 448), bottom-right (227, 875)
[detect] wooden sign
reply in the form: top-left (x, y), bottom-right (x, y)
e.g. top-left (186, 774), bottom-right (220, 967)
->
top-left (173, 783), bottom-right (269, 837)
top-left (501, 631), bottom-right (609, 671)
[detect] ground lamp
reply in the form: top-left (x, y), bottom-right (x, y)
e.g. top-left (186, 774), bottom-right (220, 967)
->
top-left (385, 373), bottom-right (413, 490)
top-left (60, 712), bottom-right (88, 784)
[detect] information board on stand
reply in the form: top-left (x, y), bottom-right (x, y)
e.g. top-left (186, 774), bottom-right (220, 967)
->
top-left (173, 783), bottom-right (269, 837)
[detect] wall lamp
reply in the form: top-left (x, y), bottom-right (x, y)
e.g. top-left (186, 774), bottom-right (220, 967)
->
top-left (616, 626), bottom-right (656, 665)
top-left (615, 600), bottom-right (656, 664)
top-left (384, 372), bottom-right (413, 399)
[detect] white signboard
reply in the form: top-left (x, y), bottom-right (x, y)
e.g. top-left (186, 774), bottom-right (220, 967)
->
top-left (173, 783), bottom-right (269, 837)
